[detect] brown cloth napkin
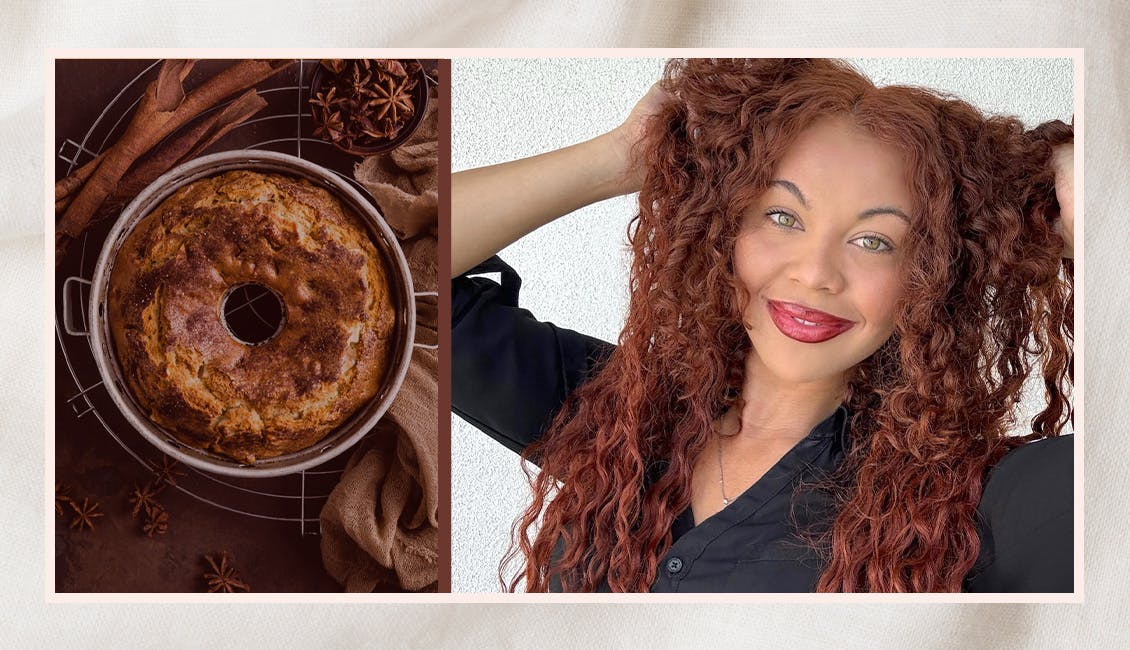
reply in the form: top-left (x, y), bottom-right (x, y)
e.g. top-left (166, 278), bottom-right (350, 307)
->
top-left (320, 83), bottom-right (439, 592)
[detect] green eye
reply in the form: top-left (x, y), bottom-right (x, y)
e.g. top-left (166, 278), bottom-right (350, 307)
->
top-left (768, 211), bottom-right (799, 228)
top-left (853, 235), bottom-right (893, 253)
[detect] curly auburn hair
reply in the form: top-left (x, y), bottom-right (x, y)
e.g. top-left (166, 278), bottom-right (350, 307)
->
top-left (503, 58), bottom-right (1074, 592)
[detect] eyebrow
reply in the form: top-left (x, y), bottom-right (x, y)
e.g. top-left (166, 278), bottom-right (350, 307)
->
top-left (857, 206), bottom-right (910, 223)
top-left (771, 180), bottom-right (809, 208)
top-left (770, 179), bottom-right (910, 223)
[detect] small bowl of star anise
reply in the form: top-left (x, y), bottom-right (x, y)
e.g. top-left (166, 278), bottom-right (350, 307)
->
top-left (308, 59), bottom-right (430, 156)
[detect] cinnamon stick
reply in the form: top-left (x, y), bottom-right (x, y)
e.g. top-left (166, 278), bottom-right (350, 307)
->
top-left (56, 59), bottom-right (294, 264)
top-left (182, 90), bottom-right (268, 161)
top-left (55, 153), bottom-right (105, 202)
top-left (56, 59), bottom-right (194, 260)
top-left (95, 89), bottom-right (268, 221)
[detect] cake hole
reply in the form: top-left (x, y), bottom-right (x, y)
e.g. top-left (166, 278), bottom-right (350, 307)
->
top-left (220, 282), bottom-right (286, 346)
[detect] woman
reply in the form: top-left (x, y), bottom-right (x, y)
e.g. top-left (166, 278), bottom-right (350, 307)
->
top-left (452, 58), bottom-right (1075, 593)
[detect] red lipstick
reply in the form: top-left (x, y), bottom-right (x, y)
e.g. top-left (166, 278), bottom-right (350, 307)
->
top-left (766, 299), bottom-right (855, 343)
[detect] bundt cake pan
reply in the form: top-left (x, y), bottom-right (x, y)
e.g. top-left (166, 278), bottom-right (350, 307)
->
top-left (71, 150), bottom-right (420, 478)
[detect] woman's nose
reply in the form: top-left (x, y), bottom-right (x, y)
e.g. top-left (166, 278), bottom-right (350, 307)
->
top-left (787, 238), bottom-right (846, 293)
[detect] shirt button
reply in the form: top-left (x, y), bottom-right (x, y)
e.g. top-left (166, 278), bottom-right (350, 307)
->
top-left (666, 557), bottom-right (683, 574)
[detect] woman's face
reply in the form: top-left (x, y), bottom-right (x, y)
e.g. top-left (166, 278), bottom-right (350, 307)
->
top-left (733, 115), bottom-right (913, 386)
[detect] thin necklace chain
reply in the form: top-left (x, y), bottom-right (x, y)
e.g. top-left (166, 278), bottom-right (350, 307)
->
top-left (716, 433), bottom-right (731, 506)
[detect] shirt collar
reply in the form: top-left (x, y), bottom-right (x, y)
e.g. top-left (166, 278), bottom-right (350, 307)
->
top-left (833, 404), bottom-right (852, 454)
top-left (810, 403), bottom-right (852, 454)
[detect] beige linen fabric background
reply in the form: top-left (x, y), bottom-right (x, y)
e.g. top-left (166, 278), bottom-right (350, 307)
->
top-left (6, 0), bottom-right (1127, 646)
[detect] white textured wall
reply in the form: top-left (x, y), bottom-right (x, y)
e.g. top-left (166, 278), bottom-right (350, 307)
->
top-left (451, 57), bottom-right (1074, 593)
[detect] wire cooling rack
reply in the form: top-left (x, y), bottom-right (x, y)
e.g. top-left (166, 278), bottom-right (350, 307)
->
top-left (55, 59), bottom-right (397, 536)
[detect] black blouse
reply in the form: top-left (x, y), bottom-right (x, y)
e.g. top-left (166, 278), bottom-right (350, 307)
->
top-left (453, 256), bottom-right (1074, 593)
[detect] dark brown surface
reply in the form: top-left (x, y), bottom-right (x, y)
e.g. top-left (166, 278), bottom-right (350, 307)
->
top-left (54, 371), bottom-right (341, 592)
top-left (436, 58), bottom-right (452, 593)
top-left (53, 58), bottom-right (439, 593)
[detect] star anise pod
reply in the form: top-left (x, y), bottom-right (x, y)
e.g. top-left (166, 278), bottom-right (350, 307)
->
top-left (367, 76), bottom-right (415, 124)
top-left (382, 119), bottom-right (401, 140)
top-left (142, 506), bottom-right (169, 537)
top-left (309, 86), bottom-right (343, 113)
top-left (55, 482), bottom-right (73, 517)
top-left (69, 498), bottom-right (103, 532)
top-left (314, 110), bottom-right (346, 142)
top-left (374, 58), bottom-right (407, 77)
top-left (319, 59), bottom-right (346, 75)
top-left (153, 456), bottom-right (187, 487)
top-left (349, 62), bottom-right (371, 93)
top-left (129, 480), bottom-right (164, 519)
top-left (203, 552), bottom-right (251, 593)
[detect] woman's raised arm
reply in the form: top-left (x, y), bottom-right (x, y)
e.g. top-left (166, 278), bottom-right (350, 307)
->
top-left (451, 83), bottom-right (671, 277)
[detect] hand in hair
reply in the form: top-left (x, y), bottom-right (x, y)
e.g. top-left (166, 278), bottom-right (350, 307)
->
top-left (1051, 143), bottom-right (1075, 258)
top-left (607, 82), bottom-right (676, 196)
